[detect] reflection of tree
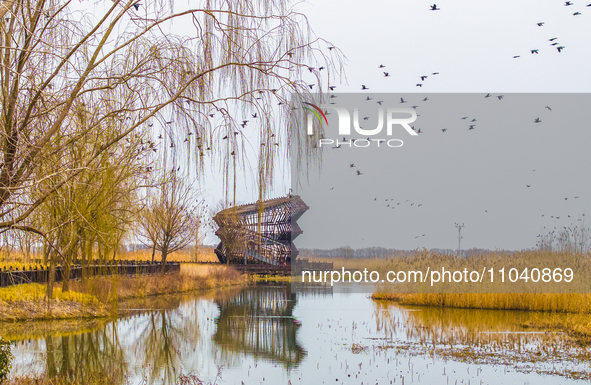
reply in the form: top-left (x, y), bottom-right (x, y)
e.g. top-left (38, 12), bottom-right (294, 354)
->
top-left (136, 310), bottom-right (186, 384)
top-left (44, 324), bottom-right (127, 384)
top-left (214, 283), bottom-right (305, 368)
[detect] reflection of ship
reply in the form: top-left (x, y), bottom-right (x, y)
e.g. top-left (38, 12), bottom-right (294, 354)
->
top-left (213, 283), bottom-right (305, 368)
top-left (213, 195), bottom-right (309, 265)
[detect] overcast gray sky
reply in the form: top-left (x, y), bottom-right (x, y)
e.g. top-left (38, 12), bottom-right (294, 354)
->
top-left (286, 0), bottom-right (591, 251)
top-left (197, 0), bottom-right (591, 249)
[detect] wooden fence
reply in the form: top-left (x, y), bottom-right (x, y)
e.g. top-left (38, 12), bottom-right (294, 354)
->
top-left (0, 260), bottom-right (180, 288)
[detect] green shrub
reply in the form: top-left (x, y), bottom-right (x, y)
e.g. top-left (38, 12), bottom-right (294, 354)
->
top-left (0, 337), bottom-right (13, 383)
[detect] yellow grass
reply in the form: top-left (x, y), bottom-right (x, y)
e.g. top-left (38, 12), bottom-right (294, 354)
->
top-left (68, 264), bottom-right (245, 303)
top-left (372, 292), bottom-right (591, 313)
top-left (0, 283), bottom-right (97, 304)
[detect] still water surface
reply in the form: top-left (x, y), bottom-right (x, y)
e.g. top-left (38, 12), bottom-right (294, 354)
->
top-left (4, 282), bottom-right (591, 384)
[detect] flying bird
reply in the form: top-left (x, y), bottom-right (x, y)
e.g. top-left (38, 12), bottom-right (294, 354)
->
top-left (384, 72), bottom-right (390, 77)
top-left (565, 1), bottom-right (573, 5)
top-left (545, 106), bottom-right (552, 111)
top-left (421, 76), bottom-right (428, 81)
top-left (513, 55), bottom-right (521, 58)
top-left (549, 37), bottom-right (558, 41)
top-left (361, 85), bottom-right (369, 90)
top-left (573, 11), bottom-right (581, 15)
top-left (132, 2), bottom-right (140, 10)
top-left (379, 64), bottom-right (385, 68)
top-left (531, 49), bottom-right (539, 54)
top-left (400, 97), bottom-right (407, 103)
top-left (557, 46), bottom-right (565, 52)
top-left (356, 170), bottom-right (362, 175)
top-left (537, 22), bottom-right (545, 26)
top-left (441, 128), bottom-right (447, 132)
top-left (430, 4), bottom-right (440, 10)
top-left (416, 84), bottom-right (423, 87)
top-left (534, 117), bottom-right (541, 123)
top-left (497, 95), bottom-right (504, 100)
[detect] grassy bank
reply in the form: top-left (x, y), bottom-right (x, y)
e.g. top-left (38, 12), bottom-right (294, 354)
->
top-left (0, 264), bottom-right (245, 321)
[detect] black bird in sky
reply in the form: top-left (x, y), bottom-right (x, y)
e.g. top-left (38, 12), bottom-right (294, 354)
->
top-left (377, 101), bottom-right (384, 105)
top-left (549, 37), bottom-right (558, 41)
top-left (513, 55), bottom-right (521, 58)
top-left (468, 125), bottom-right (475, 130)
top-left (420, 75), bottom-right (428, 81)
top-left (356, 170), bottom-right (362, 175)
top-left (534, 117), bottom-right (541, 123)
top-left (441, 128), bottom-right (447, 132)
top-left (573, 11), bottom-right (581, 15)
top-left (384, 72), bottom-right (390, 77)
top-left (432, 72), bottom-right (439, 75)
top-left (350, 163), bottom-right (355, 167)
top-left (557, 46), bottom-right (565, 52)
top-left (531, 49), bottom-right (539, 54)
top-left (252, 113), bottom-right (258, 118)
top-left (423, 97), bottom-right (429, 101)
top-left (551, 42), bottom-right (559, 46)
top-left (526, 185), bottom-right (531, 187)
top-left (361, 85), bottom-right (369, 90)
top-left (565, 1), bottom-right (573, 5)
top-left (308, 84), bottom-right (314, 89)
top-left (485, 93), bottom-right (491, 98)
top-left (430, 4), bottom-right (440, 10)
top-left (379, 64), bottom-right (385, 68)
top-left (400, 97), bottom-right (407, 103)
top-left (537, 22), bottom-right (545, 26)
top-left (329, 86), bottom-right (336, 91)
top-left (366, 96), bottom-right (372, 101)
top-left (497, 95), bottom-right (504, 100)
top-left (132, 2), bottom-right (140, 10)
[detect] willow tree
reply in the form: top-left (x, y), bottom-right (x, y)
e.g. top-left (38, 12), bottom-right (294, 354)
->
top-left (0, 0), bottom-right (339, 235)
top-left (0, 0), bottom-right (340, 290)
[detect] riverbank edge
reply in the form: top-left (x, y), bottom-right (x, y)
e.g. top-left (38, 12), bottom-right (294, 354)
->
top-left (0, 264), bottom-right (247, 322)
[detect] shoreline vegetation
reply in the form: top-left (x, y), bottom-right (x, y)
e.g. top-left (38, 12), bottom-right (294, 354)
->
top-left (0, 263), bottom-right (245, 322)
top-left (303, 250), bottom-right (591, 345)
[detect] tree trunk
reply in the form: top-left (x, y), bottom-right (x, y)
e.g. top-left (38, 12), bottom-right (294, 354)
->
top-left (160, 245), bottom-right (168, 274)
top-left (151, 244), bottom-right (156, 263)
top-left (47, 250), bottom-right (56, 304)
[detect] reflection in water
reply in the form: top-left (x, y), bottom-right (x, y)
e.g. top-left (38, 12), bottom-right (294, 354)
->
top-left (214, 283), bottom-right (305, 368)
top-left (373, 299), bottom-right (587, 358)
top-left (44, 324), bottom-right (127, 384)
top-left (6, 284), bottom-right (591, 384)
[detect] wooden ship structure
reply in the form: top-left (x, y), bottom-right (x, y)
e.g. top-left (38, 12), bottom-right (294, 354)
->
top-left (213, 195), bottom-right (308, 266)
